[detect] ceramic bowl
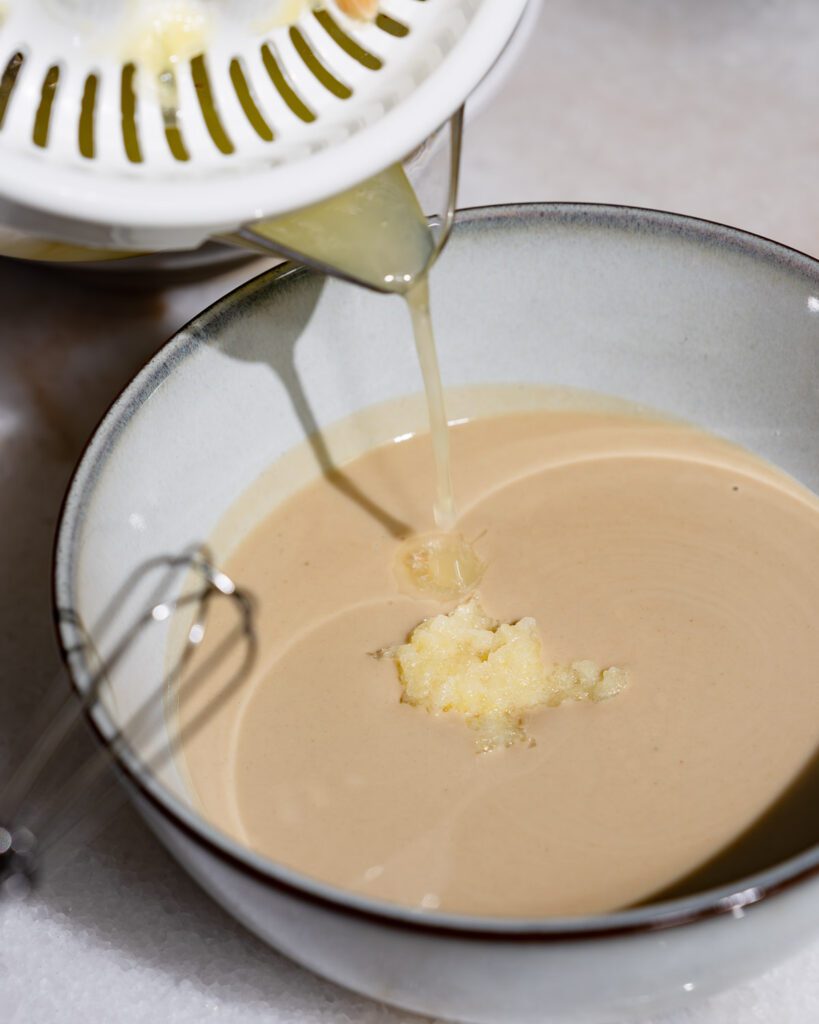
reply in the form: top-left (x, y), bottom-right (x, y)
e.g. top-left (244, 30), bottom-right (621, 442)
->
top-left (54, 205), bottom-right (819, 1023)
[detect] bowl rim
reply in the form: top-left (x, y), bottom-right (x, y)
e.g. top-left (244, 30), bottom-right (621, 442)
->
top-left (53, 201), bottom-right (819, 941)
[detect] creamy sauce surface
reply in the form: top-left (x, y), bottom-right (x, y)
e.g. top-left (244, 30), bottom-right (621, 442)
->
top-left (175, 408), bottom-right (819, 916)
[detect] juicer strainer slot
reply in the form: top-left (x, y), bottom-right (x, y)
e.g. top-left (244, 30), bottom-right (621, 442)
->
top-left (0, 50), bottom-right (22, 131)
top-left (0, 0), bottom-right (528, 249)
top-left (0, 4), bottom-right (422, 169)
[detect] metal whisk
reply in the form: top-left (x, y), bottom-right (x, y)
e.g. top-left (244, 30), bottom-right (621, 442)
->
top-left (0, 547), bottom-right (256, 901)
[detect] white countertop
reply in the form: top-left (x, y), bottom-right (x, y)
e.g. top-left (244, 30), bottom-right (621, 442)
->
top-left (2, 1), bottom-right (818, 1021)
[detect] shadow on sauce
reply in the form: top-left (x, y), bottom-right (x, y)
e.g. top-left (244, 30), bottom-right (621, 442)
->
top-left (639, 743), bottom-right (819, 906)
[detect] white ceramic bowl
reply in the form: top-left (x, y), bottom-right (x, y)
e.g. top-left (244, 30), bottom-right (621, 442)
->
top-left (55, 205), bottom-right (819, 1023)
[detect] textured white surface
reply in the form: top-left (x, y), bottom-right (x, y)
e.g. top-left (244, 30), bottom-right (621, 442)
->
top-left (1, 0), bottom-right (818, 1021)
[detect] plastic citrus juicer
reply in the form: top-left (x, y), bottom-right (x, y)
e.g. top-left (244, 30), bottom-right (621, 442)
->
top-left (0, 0), bottom-right (531, 288)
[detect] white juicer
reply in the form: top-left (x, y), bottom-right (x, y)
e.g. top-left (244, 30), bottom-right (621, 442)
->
top-left (0, 0), bottom-right (530, 260)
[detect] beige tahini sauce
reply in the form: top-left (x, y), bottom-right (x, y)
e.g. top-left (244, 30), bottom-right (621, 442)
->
top-left (172, 405), bottom-right (819, 916)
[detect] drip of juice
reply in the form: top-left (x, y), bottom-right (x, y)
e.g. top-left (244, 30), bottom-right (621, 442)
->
top-left (252, 164), bottom-right (466, 561)
top-left (404, 278), bottom-right (455, 529)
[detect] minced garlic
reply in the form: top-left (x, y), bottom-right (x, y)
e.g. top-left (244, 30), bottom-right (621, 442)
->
top-left (386, 597), bottom-right (629, 751)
